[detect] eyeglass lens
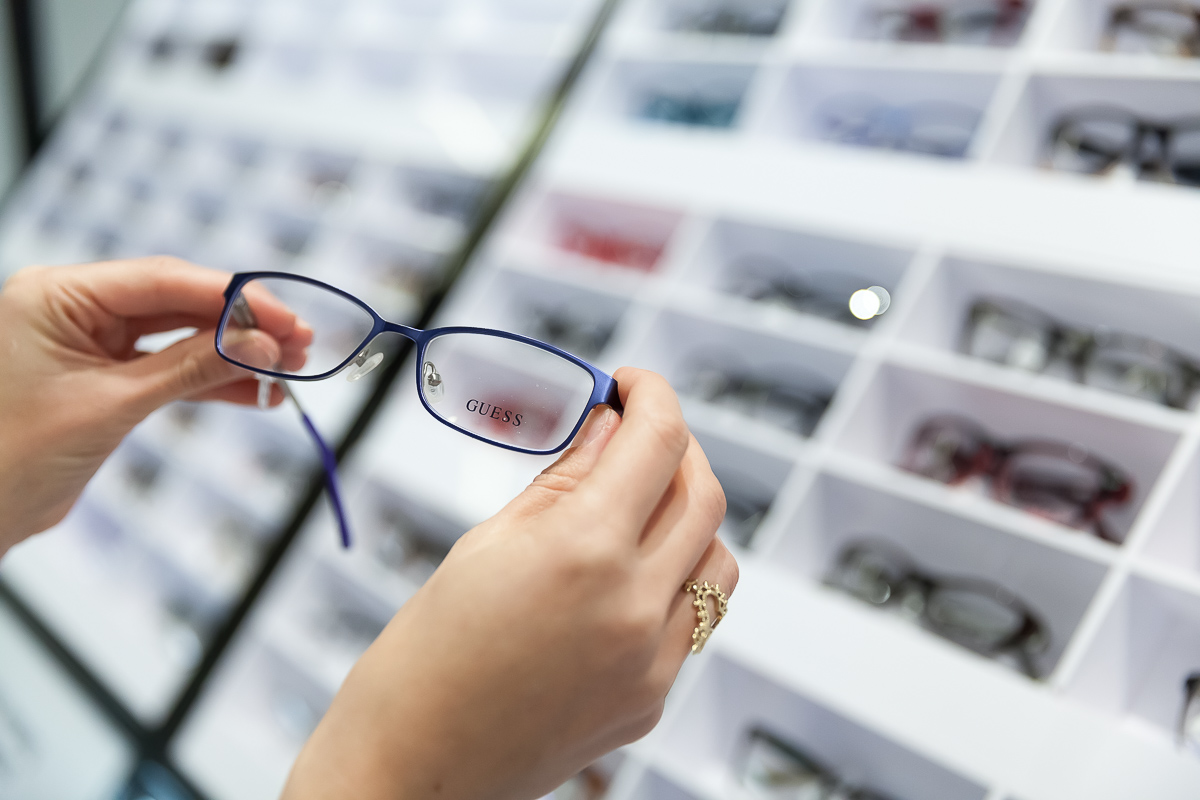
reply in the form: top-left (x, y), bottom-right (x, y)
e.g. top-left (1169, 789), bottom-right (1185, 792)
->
top-left (419, 332), bottom-right (597, 453)
top-left (220, 277), bottom-right (376, 378)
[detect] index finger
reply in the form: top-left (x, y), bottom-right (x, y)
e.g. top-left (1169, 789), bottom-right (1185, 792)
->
top-left (575, 367), bottom-right (691, 536)
top-left (66, 256), bottom-right (302, 344)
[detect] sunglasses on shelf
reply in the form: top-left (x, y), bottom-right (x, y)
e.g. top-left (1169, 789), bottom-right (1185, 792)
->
top-left (901, 415), bottom-right (1133, 543)
top-left (684, 363), bottom-right (833, 437)
top-left (963, 297), bottom-right (1200, 409)
top-left (522, 305), bottom-right (618, 362)
top-left (666, 1), bottom-right (790, 36)
top-left (739, 726), bottom-right (899, 800)
top-left (1102, 3), bottom-right (1200, 57)
top-left (826, 539), bottom-right (1050, 678)
top-left (639, 91), bottom-right (743, 129)
top-left (1046, 106), bottom-right (1200, 186)
top-left (869, 0), bottom-right (1030, 46)
top-left (710, 466), bottom-right (777, 548)
top-left (819, 95), bottom-right (981, 159)
top-left (725, 255), bottom-right (892, 325)
top-left (216, 272), bottom-right (624, 549)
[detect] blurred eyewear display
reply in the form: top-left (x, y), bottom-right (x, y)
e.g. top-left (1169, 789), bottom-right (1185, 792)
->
top-left (684, 363), bottom-right (833, 436)
top-left (826, 540), bottom-right (1049, 678)
top-left (522, 305), bottom-right (619, 361)
top-left (557, 222), bottom-right (667, 271)
top-left (819, 95), bottom-right (981, 158)
top-left (725, 257), bottom-right (892, 325)
top-left (217, 272), bottom-right (624, 548)
top-left (1046, 107), bottom-right (1200, 186)
top-left (1102, 3), bottom-right (1200, 57)
top-left (902, 415), bottom-right (1133, 542)
top-left (639, 92), bottom-right (743, 128)
top-left (664, 0), bottom-right (791, 36)
top-left (711, 467), bottom-right (775, 548)
top-left (1181, 672), bottom-right (1200, 755)
top-left (868, 0), bottom-right (1030, 46)
top-left (963, 297), bottom-right (1200, 409)
top-left (739, 726), bottom-right (898, 799)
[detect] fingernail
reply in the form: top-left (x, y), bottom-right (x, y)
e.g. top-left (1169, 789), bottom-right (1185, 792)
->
top-left (579, 407), bottom-right (616, 448)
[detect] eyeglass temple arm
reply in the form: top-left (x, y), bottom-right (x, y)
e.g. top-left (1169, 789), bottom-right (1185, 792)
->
top-left (603, 380), bottom-right (624, 416)
top-left (280, 382), bottom-right (352, 549)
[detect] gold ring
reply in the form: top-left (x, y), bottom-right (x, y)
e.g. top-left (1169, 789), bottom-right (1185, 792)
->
top-left (684, 579), bottom-right (728, 655)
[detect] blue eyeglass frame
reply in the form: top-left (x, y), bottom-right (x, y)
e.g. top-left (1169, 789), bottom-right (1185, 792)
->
top-left (215, 271), bottom-right (624, 548)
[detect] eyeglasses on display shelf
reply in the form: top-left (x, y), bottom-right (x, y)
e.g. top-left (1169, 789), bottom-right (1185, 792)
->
top-left (557, 220), bottom-right (669, 271)
top-left (826, 540), bottom-right (1050, 678)
top-left (901, 415), bottom-right (1134, 543)
top-left (216, 272), bottom-right (625, 549)
top-left (962, 297), bottom-right (1200, 409)
top-left (1045, 108), bottom-right (1200, 187)
top-left (661, 0), bottom-right (792, 36)
top-left (710, 467), bottom-right (776, 548)
top-left (1102, 3), bottom-right (1200, 57)
top-left (1181, 673), bottom-right (1200, 756)
top-left (865, 0), bottom-right (1030, 46)
top-left (522, 304), bottom-right (620, 361)
top-left (818, 95), bottom-right (982, 158)
top-left (739, 726), bottom-right (898, 800)
top-left (684, 363), bottom-right (834, 437)
top-left (724, 256), bottom-right (893, 325)
top-left (639, 91), bottom-right (744, 128)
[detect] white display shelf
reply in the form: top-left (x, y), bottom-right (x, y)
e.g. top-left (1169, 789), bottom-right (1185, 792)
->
top-left (327, 0), bottom-right (1200, 797)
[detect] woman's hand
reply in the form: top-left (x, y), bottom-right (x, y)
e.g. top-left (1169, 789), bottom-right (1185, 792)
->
top-left (284, 368), bottom-right (738, 800)
top-left (0, 257), bottom-right (310, 556)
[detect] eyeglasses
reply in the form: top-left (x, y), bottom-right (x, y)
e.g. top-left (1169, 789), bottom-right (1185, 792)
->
top-left (1180, 673), bottom-right (1200, 754)
top-left (1047, 107), bottom-right (1200, 186)
top-left (724, 256), bottom-right (892, 325)
top-left (901, 415), bottom-right (1133, 542)
top-left (638, 92), bottom-right (742, 128)
top-left (522, 305), bottom-right (618, 362)
top-left (869, 0), bottom-right (1030, 46)
top-left (739, 726), bottom-right (898, 800)
top-left (819, 95), bottom-right (981, 158)
top-left (684, 364), bottom-right (833, 437)
top-left (826, 540), bottom-right (1049, 678)
top-left (666, 1), bottom-right (790, 36)
top-left (963, 297), bottom-right (1200, 409)
top-left (216, 272), bottom-right (623, 549)
top-left (1102, 3), bottom-right (1200, 57)
top-left (557, 221), bottom-right (666, 271)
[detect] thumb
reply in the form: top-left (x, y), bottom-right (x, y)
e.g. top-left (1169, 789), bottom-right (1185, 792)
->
top-left (505, 406), bottom-right (621, 518)
top-left (117, 328), bottom-right (282, 417)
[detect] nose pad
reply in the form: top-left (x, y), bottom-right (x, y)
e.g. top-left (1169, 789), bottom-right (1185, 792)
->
top-left (422, 361), bottom-right (444, 403)
top-left (346, 352), bottom-right (385, 382)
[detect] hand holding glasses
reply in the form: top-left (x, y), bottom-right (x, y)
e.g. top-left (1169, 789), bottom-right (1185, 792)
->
top-left (902, 415), bottom-right (1133, 542)
top-left (215, 272), bottom-right (623, 549)
top-left (826, 540), bottom-right (1050, 677)
top-left (963, 297), bottom-right (1200, 409)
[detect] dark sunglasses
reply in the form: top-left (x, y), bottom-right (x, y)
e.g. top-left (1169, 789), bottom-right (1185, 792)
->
top-left (1047, 106), bottom-right (1200, 186)
top-left (963, 297), bottom-right (1200, 409)
top-left (901, 415), bottom-right (1133, 543)
top-left (827, 539), bottom-right (1050, 677)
